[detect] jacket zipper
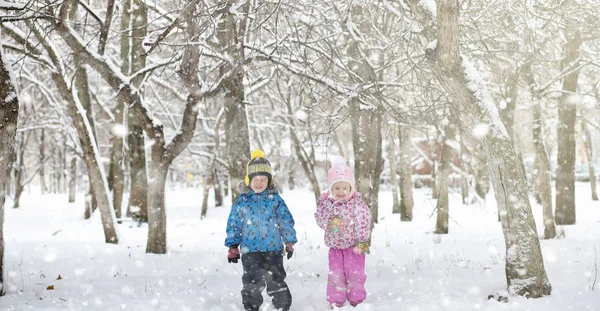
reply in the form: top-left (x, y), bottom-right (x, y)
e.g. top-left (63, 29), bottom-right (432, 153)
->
top-left (257, 192), bottom-right (263, 251)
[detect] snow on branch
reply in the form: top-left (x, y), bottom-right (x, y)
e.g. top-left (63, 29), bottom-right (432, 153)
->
top-left (418, 0), bottom-right (436, 18)
top-left (0, 0), bottom-right (28, 10)
top-left (461, 55), bottom-right (509, 140)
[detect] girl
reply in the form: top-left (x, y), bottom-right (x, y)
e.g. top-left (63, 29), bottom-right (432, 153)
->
top-left (315, 156), bottom-right (372, 308)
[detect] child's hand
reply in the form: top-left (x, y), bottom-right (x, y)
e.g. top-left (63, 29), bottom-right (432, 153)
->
top-left (329, 216), bottom-right (343, 233)
top-left (354, 242), bottom-right (370, 255)
top-left (228, 246), bottom-right (240, 263)
top-left (285, 243), bottom-right (294, 260)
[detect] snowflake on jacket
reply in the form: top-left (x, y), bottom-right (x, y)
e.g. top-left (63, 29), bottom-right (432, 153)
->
top-left (315, 191), bottom-right (372, 249)
top-left (225, 183), bottom-right (297, 253)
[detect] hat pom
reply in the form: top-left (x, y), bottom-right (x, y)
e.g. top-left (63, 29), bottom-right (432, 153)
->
top-left (330, 155), bottom-right (346, 168)
top-left (251, 149), bottom-right (265, 160)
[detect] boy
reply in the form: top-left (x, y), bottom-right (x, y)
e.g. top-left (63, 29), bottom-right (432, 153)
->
top-left (225, 150), bottom-right (297, 311)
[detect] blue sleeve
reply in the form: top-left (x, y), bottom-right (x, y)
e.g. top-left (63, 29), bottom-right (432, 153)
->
top-left (276, 196), bottom-right (297, 244)
top-left (224, 198), bottom-right (243, 247)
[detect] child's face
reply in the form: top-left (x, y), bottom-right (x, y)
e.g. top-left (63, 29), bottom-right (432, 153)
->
top-left (250, 175), bottom-right (269, 193)
top-left (331, 182), bottom-right (351, 201)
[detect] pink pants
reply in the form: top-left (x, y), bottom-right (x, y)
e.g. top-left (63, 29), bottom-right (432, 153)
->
top-left (327, 247), bottom-right (367, 305)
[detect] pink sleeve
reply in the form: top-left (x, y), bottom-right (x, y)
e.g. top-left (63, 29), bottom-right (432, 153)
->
top-left (354, 198), bottom-right (372, 242)
top-left (315, 193), bottom-right (333, 230)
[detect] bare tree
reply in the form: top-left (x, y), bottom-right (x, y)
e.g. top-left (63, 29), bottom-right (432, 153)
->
top-left (0, 18), bottom-right (22, 295)
top-left (127, 0), bottom-right (149, 222)
top-left (216, 0), bottom-right (251, 200)
top-left (403, 0), bottom-right (551, 297)
top-left (107, 0), bottom-right (128, 220)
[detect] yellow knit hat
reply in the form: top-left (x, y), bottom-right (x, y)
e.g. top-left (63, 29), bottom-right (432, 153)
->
top-left (245, 150), bottom-right (272, 186)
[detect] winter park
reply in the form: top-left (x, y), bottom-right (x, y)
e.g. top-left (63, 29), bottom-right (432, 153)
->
top-left (0, 0), bottom-right (599, 310)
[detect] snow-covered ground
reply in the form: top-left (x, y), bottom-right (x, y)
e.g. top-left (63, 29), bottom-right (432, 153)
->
top-left (1, 183), bottom-right (599, 310)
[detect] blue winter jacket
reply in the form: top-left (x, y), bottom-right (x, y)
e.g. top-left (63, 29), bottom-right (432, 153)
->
top-left (225, 184), bottom-right (297, 253)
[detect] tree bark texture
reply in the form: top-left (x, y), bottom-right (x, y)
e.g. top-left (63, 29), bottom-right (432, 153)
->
top-left (69, 156), bottom-right (77, 203)
top-left (435, 123), bottom-right (456, 234)
top-left (0, 43), bottom-right (20, 294)
top-left (128, 0), bottom-right (149, 222)
top-left (39, 129), bottom-right (47, 194)
top-left (555, 25), bottom-right (581, 225)
top-left (348, 5), bottom-right (383, 225)
top-left (524, 61), bottom-right (556, 239)
top-left (581, 120), bottom-right (598, 201)
top-left (398, 125), bottom-right (414, 221)
top-left (217, 1), bottom-right (251, 201)
top-left (107, 0), bottom-right (130, 219)
top-left (532, 104), bottom-right (556, 239)
top-left (403, 0), bottom-right (552, 297)
top-left (388, 132), bottom-right (400, 214)
top-left (12, 132), bottom-right (27, 209)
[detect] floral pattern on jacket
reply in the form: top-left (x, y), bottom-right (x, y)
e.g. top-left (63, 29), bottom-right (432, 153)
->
top-left (315, 191), bottom-right (372, 249)
top-left (225, 183), bottom-right (297, 253)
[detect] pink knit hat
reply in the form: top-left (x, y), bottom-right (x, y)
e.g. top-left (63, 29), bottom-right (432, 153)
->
top-left (327, 156), bottom-right (356, 195)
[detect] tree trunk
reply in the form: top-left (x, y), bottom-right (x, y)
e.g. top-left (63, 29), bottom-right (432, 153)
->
top-left (109, 100), bottom-right (126, 218)
top-left (351, 99), bottom-right (383, 225)
top-left (403, 0), bottom-right (551, 297)
top-left (201, 178), bottom-right (210, 219)
top-left (523, 59), bottom-right (556, 239)
top-left (63, 140), bottom-right (68, 193)
top-left (68, 3), bottom-right (102, 220)
top-left (39, 129), bottom-right (47, 194)
top-left (388, 132), bottom-right (401, 214)
top-left (459, 128), bottom-right (470, 204)
top-left (69, 156), bottom-right (77, 203)
top-left (108, 6), bottom-right (129, 217)
top-left (286, 152), bottom-right (296, 190)
top-left (83, 187), bottom-right (96, 219)
top-left (499, 70), bottom-right (529, 188)
top-left (532, 104), bottom-right (556, 239)
top-left (430, 138), bottom-right (439, 199)
top-left (146, 159), bottom-right (169, 254)
top-left (213, 170), bottom-right (223, 207)
top-left (398, 125), bottom-right (413, 221)
top-left (217, 1), bottom-right (251, 201)
top-left (0, 40), bottom-right (20, 295)
top-left (435, 123), bottom-right (456, 234)
top-left (581, 120), bottom-right (598, 201)
top-left (531, 154), bottom-right (542, 204)
top-left (555, 25), bottom-right (581, 225)
top-left (145, 1), bottom-right (204, 254)
top-left (129, 123), bottom-right (148, 222)
top-left (224, 98), bottom-right (250, 200)
top-left (12, 133), bottom-right (26, 209)
top-left (474, 144), bottom-right (490, 200)
top-left (127, 0), bottom-right (149, 222)
top-left (46, 19), bottom-right (118, 242)
top-left (347, 5), bottom-right (383, 225)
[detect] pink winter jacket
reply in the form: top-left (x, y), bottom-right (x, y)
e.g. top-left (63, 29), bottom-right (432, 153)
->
top-left (315, 191), bottom-right (372, 249)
